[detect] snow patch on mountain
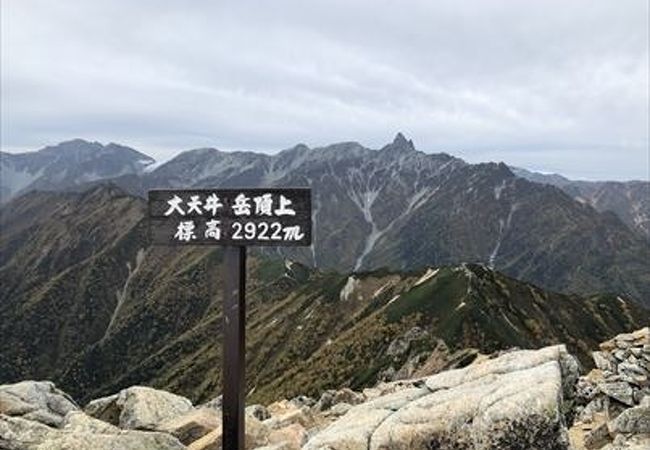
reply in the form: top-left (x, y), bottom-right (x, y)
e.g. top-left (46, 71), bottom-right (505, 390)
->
top-left (105, 248), bottom-right (146, 339)
top-left (137, 158), bottom-right (155, 167)
top-left (340, 276), bottom-right (360, 302)
top-left (489, 203), bottom-right (519, 268)
top-left (142, 159), bottom-right (166, 173)
top-left (372, 281), bottom-right (393, 299)
top-left (630, 199), bottom-right (649, 229)
top-left (347, 156), bottom-right (451, 271)
top-left (502, 312), bottom-right (520, 331)
top-left (352, 183), bottom-right (443, 271)
top-left (494, 179), bottom-right (507, 200)
top-left (415, 268), bottom-right (439, 286)
top-left (387, 295), bottom-right (400, 305)
top-left (347, 168), bottom-right (383, 271)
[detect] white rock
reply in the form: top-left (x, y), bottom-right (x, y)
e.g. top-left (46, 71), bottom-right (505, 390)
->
top-left (0, 381), bottom-right (79, 428)
top-left (304, 346), bottom-right (576, 450)
top-left (85, 386), bottom-right (193, 431)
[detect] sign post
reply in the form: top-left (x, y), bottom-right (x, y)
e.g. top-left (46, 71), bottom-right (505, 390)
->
top-left (222, 245), bottom-right (246, 447)
top-left (148, 188), bottom-right (312, 450)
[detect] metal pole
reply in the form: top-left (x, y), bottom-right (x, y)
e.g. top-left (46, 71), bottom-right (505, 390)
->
top-left (222, 246), bottom-right (246, 450)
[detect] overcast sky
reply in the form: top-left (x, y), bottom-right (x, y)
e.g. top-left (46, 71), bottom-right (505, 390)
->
top-left (1, 1), bottom-right (648, 180)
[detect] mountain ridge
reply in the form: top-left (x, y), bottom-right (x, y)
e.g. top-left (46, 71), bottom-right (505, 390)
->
top-left (2, 136), bottom-right (649, 304)
top-left (1, 139), bottom-right (154, 202)
top-left (512, 166), bottom-right (650, 238)
top-left (1, 187), bottom-right (648, 406)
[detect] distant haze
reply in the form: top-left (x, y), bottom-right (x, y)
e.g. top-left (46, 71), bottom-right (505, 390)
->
top-left (1, 0), bottom-right (648, 181)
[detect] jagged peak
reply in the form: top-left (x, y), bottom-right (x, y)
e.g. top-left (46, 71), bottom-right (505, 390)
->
top-left (381, 132), bottom-right (416, 153)
top-left (393, 132), bottom-right (410, 146)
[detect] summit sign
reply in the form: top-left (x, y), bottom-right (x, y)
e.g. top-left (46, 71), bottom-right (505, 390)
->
top-left (148, 188), bottom-right (311, 246)
top-left (148, 187), bottom-right (311, 450)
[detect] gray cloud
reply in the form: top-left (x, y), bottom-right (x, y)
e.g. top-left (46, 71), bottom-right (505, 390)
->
top-left (1, 0), bottom-right (648, 180)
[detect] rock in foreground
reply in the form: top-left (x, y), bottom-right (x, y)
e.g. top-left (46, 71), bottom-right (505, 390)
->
top-left (84, 385), bottom-right (194, 430)
top-left (304, 345), bottom-right (578, 449)
top-left (1, 329), bottom-right (649, 449)
top-left (0, 381), bottom-right (78, 428)
top-left (570, 327), bottom-right (650, 450)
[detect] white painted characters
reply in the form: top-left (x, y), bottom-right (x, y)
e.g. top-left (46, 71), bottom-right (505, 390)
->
top-left (174, 220), bottom-right (196, 241)
top-left (173, 219), bottom-right (222, 242)
top-left (232, 194), bottom-right (252, 216)
top-left (283, 225), bottom-right (304, 240)
top-left (164, 192), bottom-right (297, 218)
top-left (205, 220), bottom-right (222, 240)
top-left (232, 193), bottom-right (296, 216)
top-left (204, 194), bottom-right (224, 216)
top-left (165, 195), bottom-right (186, 216)
top-left (230, 222), bottom-right (304, 241)
top-left (186, 195), bottom-right (204, 215)
top-left (159, 190), bottom-right (307, 243)
top-left (253, 193), bottom-right (273, 216)
top-left (275, 195), bottom-right (296, 216)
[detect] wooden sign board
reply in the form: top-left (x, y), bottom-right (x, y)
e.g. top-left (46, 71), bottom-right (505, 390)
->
top-left (148, 187), bottom-right (311, 450)
top-left (148, 188), bottom-right (312, 246)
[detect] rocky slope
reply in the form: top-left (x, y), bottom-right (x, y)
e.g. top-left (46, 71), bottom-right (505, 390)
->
top-left (2, 329), bottom-right (648, 449)
top-left (0, 139), bottom-right (154, 202)
top-left (1, 186), bottom-right (648, 409)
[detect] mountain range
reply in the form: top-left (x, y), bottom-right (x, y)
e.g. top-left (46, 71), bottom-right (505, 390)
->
top-left (3, 136), bottom-right (647, 240)
top-left (1, 135), bottom-right (649, 405)
top-left (4, 135), bottom-right (647, 302)
top-left (0, 186), bottom-right (648, 406)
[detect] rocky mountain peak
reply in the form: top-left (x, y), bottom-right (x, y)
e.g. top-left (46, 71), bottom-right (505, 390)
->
top-left (494, 161), bottom-right (516, 180)
top-left (381, 132), bottom-right (416, 153)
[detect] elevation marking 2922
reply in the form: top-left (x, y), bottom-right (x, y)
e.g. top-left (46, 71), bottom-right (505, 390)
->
top-left (148, 188), bottom-right (312, 246)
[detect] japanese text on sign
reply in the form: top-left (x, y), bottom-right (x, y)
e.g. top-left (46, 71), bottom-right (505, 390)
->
top-left (148, 189), bottom-right (312, 246)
